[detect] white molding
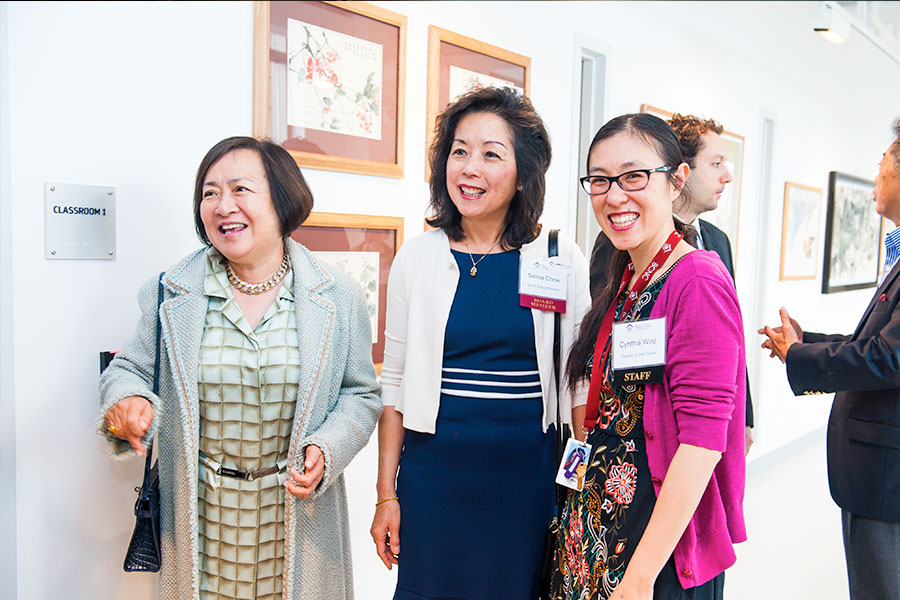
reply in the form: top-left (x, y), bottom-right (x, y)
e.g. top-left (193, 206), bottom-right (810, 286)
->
top-left (569, 31), bottom-right (612, 255)
top-left (0, 2), bottom-right (17, 598)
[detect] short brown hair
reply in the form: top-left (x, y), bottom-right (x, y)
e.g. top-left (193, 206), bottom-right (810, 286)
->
top-left (426, 87), bottom-right (551, 249)
top-left (192, 136), bottom-right (313, 245)
top-left (667, 113), bottom-right (724, 168)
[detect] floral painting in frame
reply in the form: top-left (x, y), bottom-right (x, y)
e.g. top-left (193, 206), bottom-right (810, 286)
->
top-left (290, 212), bottom-right (404, 373)
top-left (254, 1), bottom-right (406, 178)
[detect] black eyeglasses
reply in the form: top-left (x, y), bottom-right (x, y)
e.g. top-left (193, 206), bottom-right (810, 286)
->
top-left (579, 166), bottom-right (673, 196)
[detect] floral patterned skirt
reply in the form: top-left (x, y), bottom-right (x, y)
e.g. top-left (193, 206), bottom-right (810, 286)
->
top-left (549, 427), bottom-right (655, 600)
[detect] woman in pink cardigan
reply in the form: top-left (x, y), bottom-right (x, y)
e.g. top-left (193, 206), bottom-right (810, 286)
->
top-left (549, 113), bottom-right (747, 599)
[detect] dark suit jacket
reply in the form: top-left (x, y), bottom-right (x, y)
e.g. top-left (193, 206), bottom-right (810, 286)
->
top-left (786, 260), bottom-right (900, 522)
top-left (588, 219), bottom-right (754, 427)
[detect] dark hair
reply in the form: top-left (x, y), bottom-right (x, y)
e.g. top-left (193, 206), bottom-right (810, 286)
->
top-left (192, 136), bottom-right (314, 245)
top-left (890, 117), bottom-right (900, 170)
top-left (426, 87), bottom-right (551, 249)
top-left (566, 113), bottom-right (689, 388)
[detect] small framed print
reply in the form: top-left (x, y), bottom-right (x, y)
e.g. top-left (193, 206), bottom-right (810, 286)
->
top-left (822, 171), bottom-right (882, 294)
top-left (779, 182), bottom-right (822, 281)
top-left (425, 26), bottom-right (530, 178)
top-left (640, 104), bottom-right (744, 261)
top-left (253, 1), bottom-right (406, 178)
top-left (290, 212), bottom-right (404, 373)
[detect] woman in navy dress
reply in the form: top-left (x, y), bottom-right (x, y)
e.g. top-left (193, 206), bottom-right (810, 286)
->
top-left (370, 87), bottom-right (591, 599)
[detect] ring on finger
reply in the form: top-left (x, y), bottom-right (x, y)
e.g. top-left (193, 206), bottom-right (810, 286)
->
top-left (108, 424), bottom-right (119, 434)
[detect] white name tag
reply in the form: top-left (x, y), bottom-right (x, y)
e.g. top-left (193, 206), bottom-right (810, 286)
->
top-left (519, 257), bottom-right (570, 313)
top-left (612, 317), bottom-right (666, 370)
top-left (555, 438), bottom-right (592, 491)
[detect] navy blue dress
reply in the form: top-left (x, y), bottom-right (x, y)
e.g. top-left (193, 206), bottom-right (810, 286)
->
top-left (394, 249), bottom-right (557, 600)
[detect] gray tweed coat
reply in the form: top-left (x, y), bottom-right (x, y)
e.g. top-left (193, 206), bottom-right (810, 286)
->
top-left (98, 239), bottom-right (382, 600)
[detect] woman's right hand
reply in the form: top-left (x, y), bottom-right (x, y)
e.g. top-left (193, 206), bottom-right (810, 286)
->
top-left (370, 498), bottom-right (400, 569)
top-left (104, 396), bottom-right (154, 456)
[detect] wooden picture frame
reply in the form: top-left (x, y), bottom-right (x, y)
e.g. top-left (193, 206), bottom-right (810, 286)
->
top-left (822, 171), bottom-right (882, 293)
top-left (290, 212), bottom-right (404, 373)
top-left (779, 182), bottom-right (822, 281)
top-left (253, 1), bottom-right (406, 178)
top-left (639, 104), bottom-right (745, 260)
top-left (425, 26), bottom-right (530, 178)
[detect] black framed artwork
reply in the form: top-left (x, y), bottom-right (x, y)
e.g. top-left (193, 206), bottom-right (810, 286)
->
top-left (822, 171), bottom-right (883, 293)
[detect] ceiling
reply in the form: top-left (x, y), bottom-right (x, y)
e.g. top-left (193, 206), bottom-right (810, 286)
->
top-left (836, 1), bottom-right (900, 62)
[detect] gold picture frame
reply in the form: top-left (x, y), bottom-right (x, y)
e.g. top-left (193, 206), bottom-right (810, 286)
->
top-left (425, 25), bottom-right (530, 179)
top-left (290, 212), bottom-right (404, 373)
top-left (779, 182), bottom-right (822, 281)
top-left (253, 1), bottom-right (407, 178)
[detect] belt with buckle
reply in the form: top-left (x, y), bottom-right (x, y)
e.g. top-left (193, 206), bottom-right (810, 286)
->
top-left (199, 452), bottom-right (287, 482)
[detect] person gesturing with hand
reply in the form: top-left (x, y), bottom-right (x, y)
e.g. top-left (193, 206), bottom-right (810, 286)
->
top-left (759, 306), bottom-right (802, 363)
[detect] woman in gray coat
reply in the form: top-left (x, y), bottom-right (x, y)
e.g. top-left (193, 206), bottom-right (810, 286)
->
top-left (99, 136), bottom-right (381, 600)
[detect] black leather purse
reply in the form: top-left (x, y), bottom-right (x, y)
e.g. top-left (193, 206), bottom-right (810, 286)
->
top-left (122, 273), bottom-right (164, 572)
top-left (538, 230), bottom-right (569, 600)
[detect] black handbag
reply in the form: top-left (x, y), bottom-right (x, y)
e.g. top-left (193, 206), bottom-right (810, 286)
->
top-left (538, 229), bottom-right (569, 600)
top-left (122, 273), bottom-right (164, 572)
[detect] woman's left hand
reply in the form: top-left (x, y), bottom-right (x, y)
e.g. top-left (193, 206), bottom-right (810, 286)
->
top-left (284, 444), bottom-right (325, 498)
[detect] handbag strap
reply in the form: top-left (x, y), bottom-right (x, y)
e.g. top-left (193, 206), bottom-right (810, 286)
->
top-left (548, 230), bottom-right (570, 471)
top-left (142, 272), bottom-right (164, 481)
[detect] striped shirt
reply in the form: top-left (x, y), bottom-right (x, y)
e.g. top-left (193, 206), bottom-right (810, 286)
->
top-left (881, 226), bottom-right (900, 285)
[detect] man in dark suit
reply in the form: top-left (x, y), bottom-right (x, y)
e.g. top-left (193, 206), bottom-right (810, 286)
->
top-left (588, 113), bottom-right (755, 450)
top-left (761, 119), bottom-right (900, 600)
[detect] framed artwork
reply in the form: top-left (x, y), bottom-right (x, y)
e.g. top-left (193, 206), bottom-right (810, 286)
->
top-left (822, 171), bottom-right (883, 293)
top-left (779, 182), bottom-right (822, 280)
top-left (290, 212), bottom-right (404, 373)
top-left (639, 104), bottom-right (744, 259)
top-left (425, 25), bottom-right (530, 178)
top-left (253, 1), bottom-right (406, 178)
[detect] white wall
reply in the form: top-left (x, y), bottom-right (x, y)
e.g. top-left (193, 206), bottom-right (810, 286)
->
top-left (3, 1), bottom-right (900, 599)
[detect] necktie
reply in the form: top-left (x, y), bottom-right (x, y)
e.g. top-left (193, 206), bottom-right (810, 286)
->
top-left (681, 223), bottom-right (699, 249)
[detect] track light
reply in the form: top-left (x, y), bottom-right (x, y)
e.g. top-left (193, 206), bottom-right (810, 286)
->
top-left (814, 3), bottom-right (851, 44)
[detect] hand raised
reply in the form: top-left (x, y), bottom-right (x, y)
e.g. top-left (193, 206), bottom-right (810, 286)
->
top-left (104, 396), bottom-right (154, 455)
top-left (759, 307), bottom-right (800, 363)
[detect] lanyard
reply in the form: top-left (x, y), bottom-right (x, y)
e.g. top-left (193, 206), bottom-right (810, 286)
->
top-left (582, 230), bottom-right (683, 433)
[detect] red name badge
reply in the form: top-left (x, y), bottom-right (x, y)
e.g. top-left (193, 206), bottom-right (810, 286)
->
top-left (520, 294), bottom-right (566, 313)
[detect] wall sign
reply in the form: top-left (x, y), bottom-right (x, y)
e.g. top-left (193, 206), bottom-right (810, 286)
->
top-left (43, 182), bottom-right (116, 260)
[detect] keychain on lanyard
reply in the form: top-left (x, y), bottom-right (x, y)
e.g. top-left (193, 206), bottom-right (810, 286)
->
top-left (582, 229), bottom-right (683, 433)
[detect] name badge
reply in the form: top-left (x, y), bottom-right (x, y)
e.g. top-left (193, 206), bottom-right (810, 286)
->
top-left (555, 438), bottom-right (592, 491)
top-left (519, 257), bottom-right (570, 313)
top-left (611, 317), bottom-right (666, 385)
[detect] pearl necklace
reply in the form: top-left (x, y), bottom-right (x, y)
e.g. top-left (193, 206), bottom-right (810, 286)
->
top-left (225, 253), bottom-right (290, 295)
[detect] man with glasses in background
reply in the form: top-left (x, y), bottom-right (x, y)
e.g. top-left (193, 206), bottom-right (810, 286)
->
top-left (587, 113), bottom-right (755, 452)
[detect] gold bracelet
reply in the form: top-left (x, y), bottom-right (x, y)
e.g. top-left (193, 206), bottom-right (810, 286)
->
top-left (375, 496), bottom-right (399, 507)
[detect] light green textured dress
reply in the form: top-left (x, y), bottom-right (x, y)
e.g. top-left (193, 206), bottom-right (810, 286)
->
top-left (197, 250), bottom-right (300, 600)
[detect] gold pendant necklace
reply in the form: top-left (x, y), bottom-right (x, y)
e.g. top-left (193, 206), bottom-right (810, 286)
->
top-left (465, 237), bottom-right (502, 277)
top-left (225, 252), bottom-right (290, 295)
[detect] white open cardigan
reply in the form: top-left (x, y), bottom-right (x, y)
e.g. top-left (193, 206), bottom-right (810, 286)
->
top-left (380, 227), bottom-right (591, 433)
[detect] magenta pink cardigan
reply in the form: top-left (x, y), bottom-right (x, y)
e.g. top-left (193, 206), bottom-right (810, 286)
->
top-left (645, 250), bottom-right (747, 588)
